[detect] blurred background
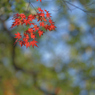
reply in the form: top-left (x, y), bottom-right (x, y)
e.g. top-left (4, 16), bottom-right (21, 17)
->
top-left (0, 0), bottom-right (95, 95)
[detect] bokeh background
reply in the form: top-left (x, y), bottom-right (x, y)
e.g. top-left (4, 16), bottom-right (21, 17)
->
top-left (0, 0), bottom-right (95, 95)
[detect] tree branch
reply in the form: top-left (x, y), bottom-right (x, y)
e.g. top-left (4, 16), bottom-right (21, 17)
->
top-left (63, 0), bottom-right (95, 13)
top-left (0, 17), bottom-right (57, 95)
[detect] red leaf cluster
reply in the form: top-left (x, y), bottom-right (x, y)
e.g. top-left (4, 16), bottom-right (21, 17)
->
top-left (36, 0), bottom-right (42, 2)
top-left (11, 7), bottom-right (56, 48)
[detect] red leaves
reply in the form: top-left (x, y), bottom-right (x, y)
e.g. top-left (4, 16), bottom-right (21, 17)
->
top-left (30, 40), bottom-right (38, 48)
top-left (28, 28), bottom-right (34, 33)
top-left (38, 7), bottom-right (43, 12)
top-left (33, 25), bottom-right (39, 32)
top-left (40, 22), bottom-right (45, 27)
top-left (19, 13), bottom-right (26, 19)
top-left (11, 7), bottom-right (56, 48)
top-left (31, 33), bottom-right (36, 39)
top-left (19, 40), bottom-right (25, 47)
top-left (38, 30), bottom-right (44, 37)
top-left (36, 0), bottom-right (42, 2)
top-left (15, 32), bottom-right (22, 39)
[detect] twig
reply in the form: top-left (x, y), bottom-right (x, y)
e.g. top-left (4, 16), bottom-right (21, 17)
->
top-left (63, 0), bottom-right (87, 12)
top-left (30, 1), bottom-right (38, 13)
top-left (63, 0), bottom-right (95, 14)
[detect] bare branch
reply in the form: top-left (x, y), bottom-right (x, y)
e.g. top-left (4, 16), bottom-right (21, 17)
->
top-left (63, 0), bottom-right (95, 13)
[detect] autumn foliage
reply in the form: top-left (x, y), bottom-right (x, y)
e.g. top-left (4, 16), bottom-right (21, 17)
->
top-left (11, 0), bottom-right (56, 48)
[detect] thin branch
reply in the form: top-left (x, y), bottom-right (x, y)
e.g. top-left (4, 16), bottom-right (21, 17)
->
top-left (62, 0), bottom-right (72, 12)
top-left (64, 0), bottom-right (87, 12)
top-left (63, 0), bottom-right (95, 13)
top-left (26, 0), bottom-right (30, 12)
top-left (28, 0), bottom-right (38, 13)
